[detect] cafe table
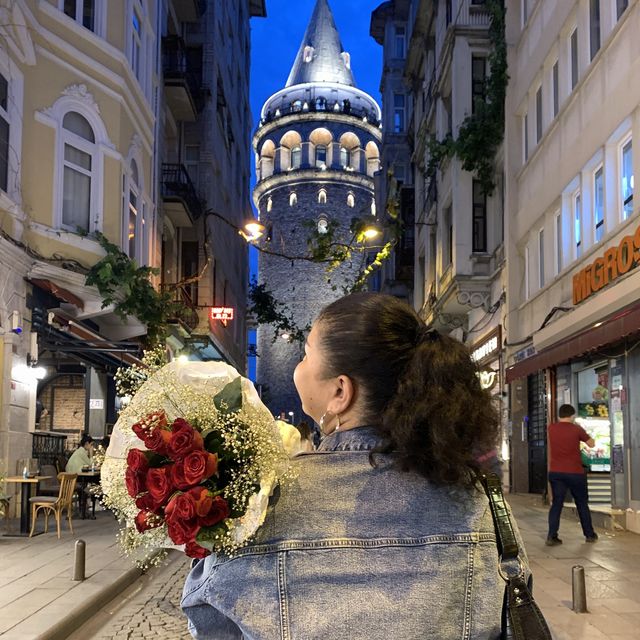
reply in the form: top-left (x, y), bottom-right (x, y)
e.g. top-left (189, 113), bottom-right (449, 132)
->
top-left (3, 475), bottom-right (53, 536)
top-left (76, 470), bottom-right (101, 519)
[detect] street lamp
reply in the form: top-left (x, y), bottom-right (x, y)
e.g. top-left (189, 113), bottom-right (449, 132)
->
top-left (239, 220), bottom-right (266, 242)
top-left (362, 224), bottom-right (381, 240)
top-left (288, 411), bottom-right (294, 423)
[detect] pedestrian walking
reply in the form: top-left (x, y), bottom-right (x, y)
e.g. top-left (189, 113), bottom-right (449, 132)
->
top-left (182, 293), bottom-right (536, 639)
top-left (546, 403), bottom-right (598, 545)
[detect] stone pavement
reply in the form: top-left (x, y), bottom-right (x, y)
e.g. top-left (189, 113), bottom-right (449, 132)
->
top-left (67, 551), bottom-right (191, 640)
top-left (0, 509), bottom-right (144, 640)
top-left (3, 493), bottom-right (639, 639)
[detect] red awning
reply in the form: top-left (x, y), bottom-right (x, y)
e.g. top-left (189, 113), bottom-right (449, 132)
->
top-left (505, 301), bottom-right (640, 383)
top-left (29, 278), bottom-right (85, 310)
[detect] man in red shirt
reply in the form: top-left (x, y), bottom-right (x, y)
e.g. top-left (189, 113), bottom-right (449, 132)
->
top-left (546, 404), bottom-right (598, 545)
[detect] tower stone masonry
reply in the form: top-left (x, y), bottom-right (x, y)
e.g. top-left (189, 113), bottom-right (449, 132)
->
top-left (253, 0), bottom-right (382, 422)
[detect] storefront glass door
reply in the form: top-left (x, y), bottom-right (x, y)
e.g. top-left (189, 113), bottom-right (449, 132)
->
top-left (609, 358), bottom-right (628, 508)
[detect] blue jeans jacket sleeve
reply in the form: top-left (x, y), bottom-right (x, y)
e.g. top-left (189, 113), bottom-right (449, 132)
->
top-left (182, 559), bottom-right (244, 639)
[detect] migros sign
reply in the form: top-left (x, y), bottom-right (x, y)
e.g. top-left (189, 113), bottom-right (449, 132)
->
top-left (573, 225), bottom-right (640, 304)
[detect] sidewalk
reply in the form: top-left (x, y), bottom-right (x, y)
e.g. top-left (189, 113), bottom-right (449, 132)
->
top-left (1, 494), bottom-right (638, 640)
top-left (0, 511), bottom-right (143, 640)
top-left (509, 492), bottom-right (640, 640)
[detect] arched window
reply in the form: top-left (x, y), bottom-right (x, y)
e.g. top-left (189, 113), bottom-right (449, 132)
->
top-left (315, 145), bottom-right (327, 168)
top-left (317, 214), bottom-right (329, 234)
top-left (371, 199), bottom-right (377, 216)
top-left (289, 192), bottom-right (297, 206)
top-left (347, 193), bottom-right (355, 208)
top-left (291, 146), bottom-right (302, 169)
top-left (303, 46), bottom-right (315, 63)
top-left (315, 97), bottom-right (326, 111)
top-left (61, 111), bottom-right (96, 231)
top-left (266, 196), bottom-right (273, 212)
top-left (127, 159), bottom-right (140, 259)
top-left (340, 146), bottom-right (350, 168)
top-left (292, 100), bottom-right (302, 113)
top-left (318, 189), bottom-right (327, 204)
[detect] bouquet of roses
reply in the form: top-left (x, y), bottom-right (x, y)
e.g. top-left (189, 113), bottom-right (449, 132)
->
top-left (101, 361), bottom-right (298, 562)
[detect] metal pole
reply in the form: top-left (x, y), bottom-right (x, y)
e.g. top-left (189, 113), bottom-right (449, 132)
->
top-left (73, 539), bottom-right (86, 581)
top-left (572, 565), bottom-right (587, 613)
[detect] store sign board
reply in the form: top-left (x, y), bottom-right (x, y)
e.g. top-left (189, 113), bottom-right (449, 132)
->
top-left (470, 326), bottom-right (502, 366)
top-left (573, 224), bottom-right (640, 304)
top-left (89, 398), bottom-right (104, 410)
top-left (209, 307), bottom-right (234, 321)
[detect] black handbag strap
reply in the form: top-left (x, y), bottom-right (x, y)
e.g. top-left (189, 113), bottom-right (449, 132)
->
top-left (479, 473), bottom-right (553, 640)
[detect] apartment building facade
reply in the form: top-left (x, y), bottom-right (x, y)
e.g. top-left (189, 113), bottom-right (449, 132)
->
top-left (504, 0), bottom-right (640, 530)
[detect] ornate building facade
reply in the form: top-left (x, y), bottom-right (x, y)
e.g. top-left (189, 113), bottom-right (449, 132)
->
top-left (253, 0), bottom-right (381, 420)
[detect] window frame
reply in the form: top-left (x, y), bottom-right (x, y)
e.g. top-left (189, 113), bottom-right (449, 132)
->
top-left (524, 244), bottom-right (530, 300)
top-left (621, 137), bottom-right (633, 220)
top-left (290, 146), bottom-right (302, 169)
top-left (315, 144), bottom-right (327, 168)
top-left (472, 180), bottom-right (487, 253)
top-left (552, 61), bottom-right (559, 119)
top-left (570, 28), bottom-right (579, 90)
top-left (471, 56), bottom-right (487, 115)
top-left (555, 211), bottom-right (562, 275)
top-left (594, 165), bottom-right (604, 242)
top-left (393, 93), bottom-right (405, 133)
top-left (523, 111), bottom-right (529, 162)
top-left (535, 84), bottom-right (543, 143)
top-left (394, 25), bottom-right (406, 59)
top-left (60, 112), bottom-right (97, 233)
top-left (574, 191), bottom-right (582, 259)
top-left (589, 0), bottom-right (601, 61)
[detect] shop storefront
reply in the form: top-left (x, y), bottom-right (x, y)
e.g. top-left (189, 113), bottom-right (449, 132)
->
top-left (506, 236), bottom-right (640, 530)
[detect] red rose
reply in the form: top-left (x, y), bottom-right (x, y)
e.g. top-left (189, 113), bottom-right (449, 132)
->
top-left (135, 492), bottom-right (159, 512)
top-left (189, 486), bottom-right (213, 518)
top-left (200, 495), bottom-right (230, 527)
top-left (165, 492), bottom-right (196, 522)
top-left (135, 510), bottom-right (162, 533)
top-left (127, 448), bottom-right (150, 474)
top-left (170, 460), bottom-right (193, 491)
top-left (125, 468), bottom-right (146, 498)
top-left (166, 516), bottom-right (200, 545)
top-left (145, 427), bottom-right (172, 456)
top-left (132, 411), bottom-right (168, 441)
top-left (183, 450), bottom-right (218, 485)
top-left (146, 466), bottom-right (174, 505)
top-left (168, 424), bottom-right (204, 459)
top-left (171, 417), bottom-right (193, 432)
top-left (185, 540), bottom-right (211, 559)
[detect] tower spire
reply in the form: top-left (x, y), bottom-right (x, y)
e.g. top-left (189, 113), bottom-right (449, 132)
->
top-left (285, 0), bottom-right (355, 88)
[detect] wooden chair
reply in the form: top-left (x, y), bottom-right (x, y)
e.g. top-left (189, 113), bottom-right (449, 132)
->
top-left (29, 473), bottom-right (77, 538)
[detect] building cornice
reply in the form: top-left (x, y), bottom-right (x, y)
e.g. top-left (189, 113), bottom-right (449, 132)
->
top-left (254, 111), bottom-right (382, 149)
top-left (253, 168), bottom-right (374, 206)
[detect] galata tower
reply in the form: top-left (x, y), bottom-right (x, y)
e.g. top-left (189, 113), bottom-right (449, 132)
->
top-left (253, 0), bottom-right (382, 422)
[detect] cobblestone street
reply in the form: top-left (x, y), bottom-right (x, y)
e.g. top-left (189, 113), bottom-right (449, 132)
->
top-left (67, 552), bottom-right (192, 640)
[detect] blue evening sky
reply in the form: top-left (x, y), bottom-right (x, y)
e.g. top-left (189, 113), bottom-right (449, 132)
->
top-left (247, 0), bottom-right (383, 379)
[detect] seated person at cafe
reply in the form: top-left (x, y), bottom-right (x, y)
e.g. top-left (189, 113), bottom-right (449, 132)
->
top-left (65, 435), bottom-right (94, 474)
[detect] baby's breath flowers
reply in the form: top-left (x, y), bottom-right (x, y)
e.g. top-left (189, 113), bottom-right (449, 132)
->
top-left (101, 362), bottom-right (296, 565)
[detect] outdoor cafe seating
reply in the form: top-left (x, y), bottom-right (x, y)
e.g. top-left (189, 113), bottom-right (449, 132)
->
top-left (29, 472), bottom-right (77, 538)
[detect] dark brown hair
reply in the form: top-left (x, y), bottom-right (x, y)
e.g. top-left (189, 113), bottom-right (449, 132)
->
top-left (315, 292), bottom-right (500, 487)
top-left (558, 404), bottom-right (576, 418)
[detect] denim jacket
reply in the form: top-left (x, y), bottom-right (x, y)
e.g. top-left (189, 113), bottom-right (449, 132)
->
top-left (182, 427), bottom-right (521, 640)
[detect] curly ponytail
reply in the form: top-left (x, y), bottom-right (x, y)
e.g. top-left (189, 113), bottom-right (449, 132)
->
top-left (316, 292), bottom-right (500, 487)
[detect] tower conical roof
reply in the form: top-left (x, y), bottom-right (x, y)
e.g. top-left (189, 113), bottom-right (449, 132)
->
top-left (285, 0), bottom-right (355, 88)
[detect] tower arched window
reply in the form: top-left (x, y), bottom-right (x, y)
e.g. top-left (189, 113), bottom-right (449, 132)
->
top-left (347, 193), bottom-right (355, 208)
top-left (267, 196), bottom-right (273, 212)
top-left (340, 146), bottom-right (350, 168)
top-left (61, 111), bottom-right (96, 231)
top-left (292, 100), bottom-right (302, 113)
top-left (315, 144), bottom-right (327, 168)
top-left (371, 199), bottom-right (377, 216)
top-left (317, 214), bottom-right (329, 234)
top-left (291, 146), bottom-right (301, 169)
top-left (289, 192), bottom-right (297, 206)
top-left (303, 46), bottom-right (315, 63)
top-left (315, 97), bottom-right (326, 111)
top-left (318, 189), bottom-right (327, 204)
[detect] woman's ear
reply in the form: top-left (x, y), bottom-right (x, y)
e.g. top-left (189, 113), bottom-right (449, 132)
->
top-left (327, 374), bottom-right (356, 416)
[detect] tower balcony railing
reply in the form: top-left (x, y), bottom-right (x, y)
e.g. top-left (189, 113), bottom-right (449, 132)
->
top-left (260, 99), bottom-right (380, 129)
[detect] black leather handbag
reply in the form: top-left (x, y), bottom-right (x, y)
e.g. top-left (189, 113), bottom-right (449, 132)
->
top-left (480, 473), bottom-right (553, 640)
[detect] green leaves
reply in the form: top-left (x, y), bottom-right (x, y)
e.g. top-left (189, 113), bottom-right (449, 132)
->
top-left (213, 377), bottom-right (243, 414)
top-left (85, 232), bottom-right (189, 345)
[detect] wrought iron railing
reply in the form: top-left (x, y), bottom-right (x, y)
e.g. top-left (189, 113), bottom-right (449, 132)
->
top-left (161, 163), bottom-right (203, 221)
top-left (162, 35), bottom-right (205, 113)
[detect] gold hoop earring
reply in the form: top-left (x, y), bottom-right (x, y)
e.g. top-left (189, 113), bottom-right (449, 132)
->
top-left (319, 411), bottom-right (340, 435)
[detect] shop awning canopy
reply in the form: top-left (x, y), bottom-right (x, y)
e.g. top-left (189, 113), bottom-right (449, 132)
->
top-left (29, 278), bottom-right (85, 310)
top-left (505, 301), bottom-right (640, 383)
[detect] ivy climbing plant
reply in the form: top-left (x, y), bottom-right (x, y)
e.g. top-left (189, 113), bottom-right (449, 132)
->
top-left (427, 0), bottom-right (507, 194)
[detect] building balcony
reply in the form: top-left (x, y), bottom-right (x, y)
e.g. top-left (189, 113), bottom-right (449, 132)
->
top-left (162, 36), bottom-right (205, 122)
top-left (163, 283), bottom-right (200, 333)
top-left (161, 163), bottom-right (203, 227)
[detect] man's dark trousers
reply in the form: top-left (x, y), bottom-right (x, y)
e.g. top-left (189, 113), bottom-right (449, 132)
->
top-left (548, 472), bottom-right (596, 538)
